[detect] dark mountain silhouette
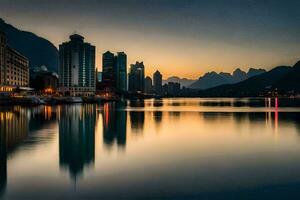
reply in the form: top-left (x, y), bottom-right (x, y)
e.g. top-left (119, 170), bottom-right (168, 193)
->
top-left (199, 61), bottom-right (300, 97)
top-left (163, 76), bottom-right (196, 87)
top-left (247, 68), bottom-right (266, 78)
top-left (189, 68), bottom-right (266, 90)
top-left (0, 18), bottom-right (58, 72)
top-left (274, 61), bottom-right (300, 92)
top-left (232, 68), bottom-right (248, 82)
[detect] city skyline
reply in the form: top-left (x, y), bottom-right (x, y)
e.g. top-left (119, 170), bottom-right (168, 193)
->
top-left (0, 0), bottom-right (299, 78)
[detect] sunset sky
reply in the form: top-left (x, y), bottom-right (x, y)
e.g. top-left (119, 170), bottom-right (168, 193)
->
top-left (0, 0), bottom-right (299, 79)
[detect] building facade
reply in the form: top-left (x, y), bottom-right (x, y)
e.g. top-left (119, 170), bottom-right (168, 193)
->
top-left (163, 82), bottom-right (181, 96)
top-left (59, 34), bottom-right (96, 96)
top-left (102, 51), bottom-right (127, 92)
top-left (0, 32), bottom-right (29, 88)
top-left (144, 76), bottom-right (153, 94)
top-left (0, 31), bottom-right (6, 85)
top-left (6, 47), bottom-right (29, 87)
top-left (128, 62), bottom-right (145, 93)
top-left (153, 70), bottom-right (162, 95)
top-left (0, 31), bottom-right (29, 88)
top-left (102, 51), bottom-right (115, 89)
top-left (115, 52), bottom-right (127, 92)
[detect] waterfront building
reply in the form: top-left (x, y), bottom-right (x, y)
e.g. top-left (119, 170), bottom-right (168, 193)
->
top-left (153, 70), bottom-right (162, 95)
top-left (59, 34), bottom-right (96, 96)
top-left (0, 31), bottom-right (6, 85)
top-left (6, 47), bottom-right (29, 87)
top-left (102, 51), bottom-right (127, 92)
top-left (163, 82), bottom-right (181, 96)
top-left (144, 76), bottom-right (153, 94)
top-left (0, 31), bottom-right (29, 88)
top-left (128, 61), bottom-right (145, 93)
top-left (115, 52), bottom-right (127, 92)
top-left (30, 65), bottom-right (58, 93)
top-left (102, 51), bottom-right (115, 89)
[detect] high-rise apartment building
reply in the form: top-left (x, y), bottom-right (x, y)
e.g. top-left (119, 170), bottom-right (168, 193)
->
top-left (128, 62), bottom-right (145, 93)
top-left (115, 52), bottom-right (127, 92)
top-left (153, 70), bottom-right (162, 95)
top-left (102, 51), bottom-right (127, 92)
top-left (59, 34), bottom-right (96, 96)
top-left (144, 76), bottom-right (153, 94)
top-left (102, 51), bottom-right (115, 89)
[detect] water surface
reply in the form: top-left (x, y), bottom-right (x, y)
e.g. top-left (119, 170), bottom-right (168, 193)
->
top-left (1, 98), bottom-right (300, 199)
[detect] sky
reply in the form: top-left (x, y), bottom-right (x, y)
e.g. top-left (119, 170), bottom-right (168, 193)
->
top-left (0, 0), bottom-right (299, 79)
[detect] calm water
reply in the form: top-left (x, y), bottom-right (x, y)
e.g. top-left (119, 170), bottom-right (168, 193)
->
top-left (1, 98), bottom-right (300, 199)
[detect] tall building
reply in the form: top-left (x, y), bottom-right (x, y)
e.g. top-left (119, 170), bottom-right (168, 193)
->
top-left (102, 51), bottom-right (115, 89)
top-left (128, 62), bottom-right (145, 93)
top-left (102, 51), bottom-right (127, 92)
top-left (0, 31), bottom-right (29, 88)
top-left (153, 70), bottom-right (162, 95)
top-left (115, 52), bottom-right (127, 92)
top-left (163, 82), bottom-right (181, 96)
top-left (144, 76), bottom-right (153, 94)
top-left (59, 34), bottom-right (96, 96)
top-left (6, 47), bottom-right (29, 87)
top-left (0, 31), bottom-right (6, 85)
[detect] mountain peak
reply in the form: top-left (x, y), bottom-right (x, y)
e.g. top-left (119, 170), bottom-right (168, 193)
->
top-left (189, 67), bottom-right (266, 90)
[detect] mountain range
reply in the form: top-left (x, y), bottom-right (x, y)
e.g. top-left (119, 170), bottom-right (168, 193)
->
top-left (189, 68), bottom-right (266, 90)
top-left (199, 60), bottom-right (300, 97)
top-left (0, 18), bottom-right (58, 72)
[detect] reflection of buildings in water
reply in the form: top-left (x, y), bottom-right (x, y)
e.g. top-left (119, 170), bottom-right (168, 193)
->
top-left (103, 102), bottom-right (127, 148)
top-left (0, 107), bottom-right (29, 150)
top-left (29, 106), bottom-right (58, 132)
top-left (153, 100), bottom-right (163, 107)
top-left (0, 125), bottom-right (7, 197)
top-left (0, 107), bottom-right (29, 197)
top-left (130, 111), bottom-right (145, 133)
top-left (153, 111), bottom-right (163, 130)
top-left (129, 100), bottom-right (145, 108)
top-left (128, 100), bottom-right (145, 133)
top-left (168, 111), bottom-right (181, 120)
top-left (153, 111), bottom-right (163, 123)
top-left (59, 105), bottom-right (96, 180)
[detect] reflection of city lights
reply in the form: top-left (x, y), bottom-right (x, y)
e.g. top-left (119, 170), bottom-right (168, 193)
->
top-left (0, 86), bottom-right (14, 92)
top-left (104, 103), bottom-right (110, 127)
top-left (44, 106), bottom-right (52, 120)
top-left (0, 112), bottom-right (13, 121)
top-left (274, 109), bottom-right (279, 143)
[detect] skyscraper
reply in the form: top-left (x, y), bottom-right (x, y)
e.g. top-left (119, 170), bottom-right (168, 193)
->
top-left (102, 51), bottom-right (127, 92)
top-left (153, 70), bottom-right (162, 95)
top-left (144, 76), bottom-right (153, 94)
top-left (102, 51), bottom-right (115, 89)
top-left (59, 34), bottom-right (96, 96)
top-left (128, 62), bottom-right (145, 93)
top-left (115, 52), bottom-right (127, 92)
